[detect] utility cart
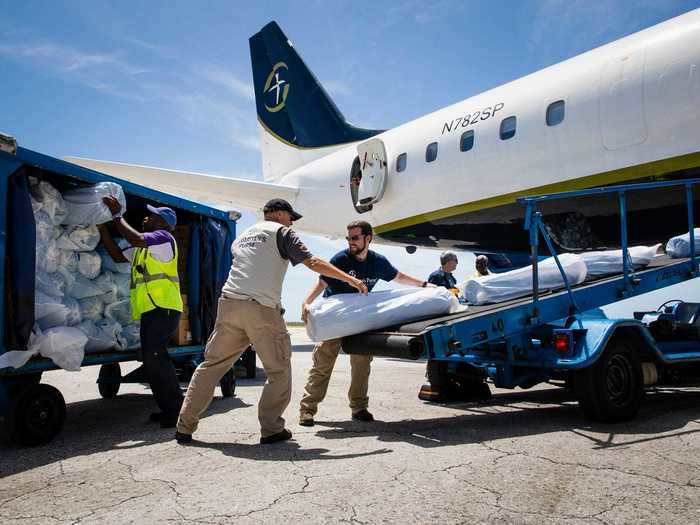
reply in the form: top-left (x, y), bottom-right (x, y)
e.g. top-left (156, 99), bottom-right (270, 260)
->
top-left (0, 142), bottom-right (240, 446)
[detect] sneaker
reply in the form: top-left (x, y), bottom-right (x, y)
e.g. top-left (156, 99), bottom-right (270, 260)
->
top-left (299, 413), bottom-right (315, 427)
top-left (175, 431), bottom-right (192, 444)
top-left (260, 429), bottom-right (293, 444)
top-left (351, 409), bottom-right (374, 422)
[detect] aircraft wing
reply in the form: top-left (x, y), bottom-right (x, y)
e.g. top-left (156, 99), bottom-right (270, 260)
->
top-left (63, 157), bottom-right (299, 212)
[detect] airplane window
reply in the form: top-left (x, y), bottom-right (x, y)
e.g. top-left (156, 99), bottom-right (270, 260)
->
top-left (546, 100), bottom-right (565, 126)
top-left (396, 153), bottom-right (407, 172)
top-left (500, 116), bottom-right (516, 140)
top-left (460, 130), bottom-right (474, 152)
top-left (426, 142), bottom-right (438, 162)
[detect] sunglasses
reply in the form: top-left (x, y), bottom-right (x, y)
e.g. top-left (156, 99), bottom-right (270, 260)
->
top-left (345, 234), bottom-right (365, 242)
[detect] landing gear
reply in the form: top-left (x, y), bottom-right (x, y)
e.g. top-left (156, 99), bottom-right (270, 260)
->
top-left (575, 343), bottom-right (643, 422)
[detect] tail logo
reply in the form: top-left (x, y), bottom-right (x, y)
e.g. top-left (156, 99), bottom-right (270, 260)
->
top-left (263, 62), bottom-right (290, 113)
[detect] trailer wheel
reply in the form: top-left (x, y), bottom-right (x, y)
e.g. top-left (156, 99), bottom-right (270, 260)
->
top-left (98, 363), bottom-right (122, 399)
top-left (575, 343), bottom-right (643, 422)
top-left (422, 361), bottom-right (491, 402)
top-left (220, 369), bottom-right (237, 398)
top-left (9, 384), bottom-right (66, 447)
top-left (238, 346), bottom-right (256, 379)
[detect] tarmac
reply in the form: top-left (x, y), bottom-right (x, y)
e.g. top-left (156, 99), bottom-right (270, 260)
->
top-left (1, 326), bottom-right (699, 524)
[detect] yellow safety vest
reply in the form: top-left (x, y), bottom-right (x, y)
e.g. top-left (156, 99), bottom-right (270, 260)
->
top-left (130, 243), bottom-right (183, 320)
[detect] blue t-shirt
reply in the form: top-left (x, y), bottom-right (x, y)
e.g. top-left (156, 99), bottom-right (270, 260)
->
top-left (427, 268), bottom-right (456, 289)
top-left (321, 249), bottom-right (399, 297)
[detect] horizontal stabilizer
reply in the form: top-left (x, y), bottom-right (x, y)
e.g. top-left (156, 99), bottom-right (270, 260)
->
top-left (63, 157), bottom-right (298, 213)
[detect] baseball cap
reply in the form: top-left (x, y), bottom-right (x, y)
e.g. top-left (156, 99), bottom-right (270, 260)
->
top-left (263, 198), bottom-right (302, 221)
top-left (146, 204), bottom-right (177, 228)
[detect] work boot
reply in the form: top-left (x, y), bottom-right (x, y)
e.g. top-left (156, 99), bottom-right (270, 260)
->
top-left (175, 431), bottom-right (192, 444)
top-left (299, 413), bottom-right (315, 427)
top-left (351, 409), bottom-right (374, 422)
top-left (260, 429), bottom-right (293, 444)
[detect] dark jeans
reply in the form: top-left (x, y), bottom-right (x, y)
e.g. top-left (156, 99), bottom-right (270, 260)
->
top-left (140, 307), bottom-right (183, 419)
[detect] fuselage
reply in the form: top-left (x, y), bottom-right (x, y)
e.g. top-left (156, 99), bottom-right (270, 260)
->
top-left (280, 10), bottom-right (700, 251)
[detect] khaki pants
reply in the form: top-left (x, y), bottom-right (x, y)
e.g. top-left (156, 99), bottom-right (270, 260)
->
top-left (299, 338), bottom-right (372, 417)
top-left (177, 297), bottom-right (292, 438)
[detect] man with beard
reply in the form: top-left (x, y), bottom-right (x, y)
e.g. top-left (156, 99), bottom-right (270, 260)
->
top-left (299, 220), bottom-right (436, 426)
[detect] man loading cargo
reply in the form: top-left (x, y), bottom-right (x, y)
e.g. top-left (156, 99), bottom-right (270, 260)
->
top-left (427, 251), bottom-right (458, 289)
top-left (98, 197), bottom-right (184, 428)
top-left (299, 220), bottom-right (436, 427)
top-left (175, 199), bottom-right (367, 445)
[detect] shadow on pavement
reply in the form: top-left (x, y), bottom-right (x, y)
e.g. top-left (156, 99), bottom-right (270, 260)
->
top-left (0, 390), bottom-right (252, 478)
top-left (313, 387), bottom-right (700, 449)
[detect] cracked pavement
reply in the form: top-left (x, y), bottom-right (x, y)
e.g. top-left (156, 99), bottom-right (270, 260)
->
top-left (1, 327), bottom-right (699, 524)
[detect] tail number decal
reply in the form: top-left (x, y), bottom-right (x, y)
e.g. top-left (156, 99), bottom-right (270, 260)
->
top-left (442, 102), bottom-right (504, 135)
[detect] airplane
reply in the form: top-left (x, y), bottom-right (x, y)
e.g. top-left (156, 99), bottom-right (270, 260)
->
top-left (67, 9), bottom-right (700, 257)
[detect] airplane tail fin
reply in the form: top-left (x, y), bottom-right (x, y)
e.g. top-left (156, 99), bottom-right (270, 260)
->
top-left (249, 21), bottom-right (382, 181)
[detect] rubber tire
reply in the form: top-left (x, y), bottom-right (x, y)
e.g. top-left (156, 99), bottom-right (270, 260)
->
top-left (243, 347), bottom-right (256, 379)
top-left (575, 343), bottom-right (643, 423)
top-left (98, 363), bottom-right (121, 399)
top-left (425, 361), bottom-right (491, 402)
top-left (220, 369), bottom-right (237, 398)
top-left (9, 384), bottom-right (66, 447)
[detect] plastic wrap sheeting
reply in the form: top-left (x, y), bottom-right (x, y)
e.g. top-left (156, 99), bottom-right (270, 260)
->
top-left (56, 225), bottom-right (100, 251)
top-left (113, 272), bottom-right (131, 298)
top-left (462, 253), bottom-right (588, 305)
top-left (58, 249), bottom-right (79, 272)
top-left (95, 272), bottom-right (119, 303)
top-left (581, 244), bottom-right (661, 277)
top-left (36, 270), bottom-right (66, 297)
top-left (306, 287), bottom-right (462, 342)
top-left (62, 182), bottom-right (126, 226)
top-left (666, 228), bottom-right (700, 258)
top-left (35, 291), bottom-right (68, 327)
top-left (66, 273), bottom-right (104, 299)
top-left (38, 326), bottom-right (87, 371)
top-left (78, 251), bottom-right (102, 279)
top-left (98, 246), bottom-right (131, 274)
top-left (30, 181), bottom-right (68, 225)
top-left (121, 323), bottom-right (141, 349)
top-left (36, 237), bottom-right (59, 274)
top-left (78, 296), bottom-right (104, 322)
top-left (34, 211), bottom-right (54, 245)
top-left (62, 296), bottom-right (82, 326)
top-left (104, 299), bottom-right (132, 326)
top-left (79, 319), bottom-right (123, 353)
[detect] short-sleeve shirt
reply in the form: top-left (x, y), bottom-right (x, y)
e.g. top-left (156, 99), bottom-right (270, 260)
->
top-left (321, 249), bottom-right (398, 297)
top-left (428, 268), bottom-right (457, 289)
top-left (122, 230), bottom-right (176, 263)
top-left (276, 227), bottom-right (311, 265)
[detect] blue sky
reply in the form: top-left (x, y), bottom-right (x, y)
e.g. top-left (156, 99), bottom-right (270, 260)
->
top-left (3, 0), bottom-right (700, 320)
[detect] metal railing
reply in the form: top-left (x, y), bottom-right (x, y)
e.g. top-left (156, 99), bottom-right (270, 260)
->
top-left (518, 178), bottom-right (700, 324)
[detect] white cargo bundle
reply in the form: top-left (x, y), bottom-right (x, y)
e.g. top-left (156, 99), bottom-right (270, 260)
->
top-left (666, 228), bottom-right (700, 258)
top-left (306, 287), bottom-right (462, 343)
top-left (77, 251), bottom-right (102, 279)
top-left (581, 244), bottom-right (661, 277)
top-left (38, 327), bottom-right (87, 371)
top-left (62, 182), bottom-right (126, 226)
top-left (56, 225), bottom-right (100, 251)
top-left (462, 253), bottom-right (588, 305)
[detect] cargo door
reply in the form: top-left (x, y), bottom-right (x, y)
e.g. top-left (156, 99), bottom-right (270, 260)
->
top-left (356, 138), bottom-right (388, 206)
top-left (599, 50), bottom-right (648, 150)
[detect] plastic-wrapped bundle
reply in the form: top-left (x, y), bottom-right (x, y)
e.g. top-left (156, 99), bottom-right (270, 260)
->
top-left (105, 299), bottom-right (133, 326)
top-left (666, 229), bottom-right (700, 258)
top-left (78, 319), bottom-right (123, 353)
top-left (35, 291), bottom-right (69, 330)
top-left (95, 272), bottom-right (119, 303)
top-left (62, 296), bottom-right (82, 326)
top-left (56, 225), bottom-right (100, 252)
top-left (581, 244), bottom-right (661, 278)
top-left (30, 195), bottom-right (42, 214)
top-left (113, 272), bottom-right (131, 298)
top-left (78, 251), bottom-right (102, 279)
top-left (78, 296), bottom-right (104, 322)
top-left (34, 211), bottom-right (54, 245)
top-left (37, 237), bottom-right (60, 274)
top-left (462, 253), bottom-right (588, 305)
top-left (30, 181), bottom-right (68, 225)
top-left (121, 323), bottom-right (141, 349)
top-left (58, 249), bottom-right (79, 272)
top-left (97, 244), bottom-right (131, 274)
top-left (306, 288), bottom-right (462, 342)
top-left (36, 270), bottom-right (67, 297)
top-left (62, 182), bottom-right (126, 226)
top-left (38, 326), bottom-right (87, 371)
top-left (66, 273), bottom-right (103, 299)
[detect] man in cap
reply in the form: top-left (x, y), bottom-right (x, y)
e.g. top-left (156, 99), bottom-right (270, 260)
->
top-left (298, 220), bottom-right (436, 427)
top-left (99, 197), bottom-right (184, 428)
top-left (471, 255), bottom-right (490, 279)
top-left (427, 251), bottom-right (459, 289)
top-left (175, 199), bottom-right (368, 445)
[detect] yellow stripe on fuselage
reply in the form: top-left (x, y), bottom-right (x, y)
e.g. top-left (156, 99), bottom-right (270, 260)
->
top-left (375, 151), bottom-right (700, 234)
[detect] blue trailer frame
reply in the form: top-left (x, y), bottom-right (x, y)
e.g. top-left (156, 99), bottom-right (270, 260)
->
top-left (0, 146), bottom-right (239, 445)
